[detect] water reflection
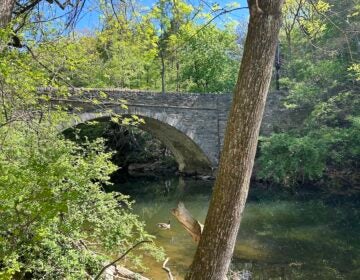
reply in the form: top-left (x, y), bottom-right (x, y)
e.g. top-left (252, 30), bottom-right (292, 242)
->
top-left (114, 177), bottom-right (360, 280)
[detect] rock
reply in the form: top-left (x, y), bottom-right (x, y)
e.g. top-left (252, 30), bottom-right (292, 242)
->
top-left (114, 266), bottom-right (149, 280)
top-left (104, 265), bottom-right (150, 280)
top-left (196, 175), bottom-right (214, 180)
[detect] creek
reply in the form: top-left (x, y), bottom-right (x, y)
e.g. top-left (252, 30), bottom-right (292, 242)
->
top-left (112, 177), bottom-right (360, 280)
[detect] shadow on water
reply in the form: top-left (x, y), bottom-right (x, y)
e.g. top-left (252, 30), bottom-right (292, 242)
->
top-left (112, 177), bottom-right (360, 280)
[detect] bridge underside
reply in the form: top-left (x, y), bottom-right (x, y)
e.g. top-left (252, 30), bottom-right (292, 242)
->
top-left (64, 113), bottom-right (213, 175)
top-left (138, 116), bottom-right (212, 175)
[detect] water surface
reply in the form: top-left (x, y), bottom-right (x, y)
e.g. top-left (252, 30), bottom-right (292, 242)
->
top-left (114, 177), bottom-right (360, 280)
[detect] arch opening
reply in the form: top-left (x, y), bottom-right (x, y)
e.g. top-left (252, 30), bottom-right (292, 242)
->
top-left (137, 116), bottom-right (212, 175)
top-left (63, 114), bottom-right (213, 176)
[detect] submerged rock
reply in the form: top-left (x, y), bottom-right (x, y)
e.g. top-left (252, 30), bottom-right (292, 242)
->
top-left (228, 270), bottom-right (252, 280)
top-left (233, 241), bottom-right (269, 262)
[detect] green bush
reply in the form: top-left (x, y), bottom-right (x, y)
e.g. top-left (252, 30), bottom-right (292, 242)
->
top-left (0, 124), bottom-right (163, 279)
top-left (257, 133), bottom-right (328, 186)
top-left (257, 120), bottom-right (360, 189)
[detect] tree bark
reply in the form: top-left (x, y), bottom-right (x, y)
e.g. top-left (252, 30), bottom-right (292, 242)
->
top-left (160, 51), bottom-right (166, 94)
top-left (185, 1), bottom-right (284, 280)
top-left (0, 0), bottom-right (15, 28)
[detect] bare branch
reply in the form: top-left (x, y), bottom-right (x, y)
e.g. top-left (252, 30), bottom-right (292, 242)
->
top-left (308, 0), bottom-right (354, 61)
top-left (25, 45), bottom-right (75, 89)
top-left (109, 0), bottom-right (121, 24)
top-left (162, 258), bottom-right (174, 280)
top-left (94, 240), bottom-right (151, 280)
top-left (170, 6), bottom-right (248, 54)
top-left (14, 0), bottom-right (41, 15)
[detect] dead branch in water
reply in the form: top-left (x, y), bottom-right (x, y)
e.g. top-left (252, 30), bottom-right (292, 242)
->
top-left (162, 257), bottom-right (174, 280)
top-left (171, 202), bottom-right (203, 242)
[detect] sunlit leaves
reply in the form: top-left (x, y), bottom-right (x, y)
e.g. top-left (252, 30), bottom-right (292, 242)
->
top-left (315, 0), bottom-right (331, 13)
top-left (282, 0), bottom-right (330, 41)
top-left (348, 3), bottom-right (360, 18)
top-left (348, 63), bottom-right (360, 80)
top-left (300, 18), bottom-right (327, 38)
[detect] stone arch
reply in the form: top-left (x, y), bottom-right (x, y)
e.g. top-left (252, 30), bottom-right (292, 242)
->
top-left (64, 111), bottom-right (213, 175)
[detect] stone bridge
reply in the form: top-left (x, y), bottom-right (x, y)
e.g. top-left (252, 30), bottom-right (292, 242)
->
top-left (54, 88), bottom-right (287, 175)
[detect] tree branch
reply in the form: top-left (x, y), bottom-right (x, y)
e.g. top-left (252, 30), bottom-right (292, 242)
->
top-left (172, 202), bottom-right (203, 242)
top-left (186, 7), bottom-right (248, 44)
top-left (162, 258), bottom-right (174, 280)
top-left (24, 45), bottom-right (75, 89)
top-left (308, 0), bottom-right (354, 61)
top-left (170, 6), bottom-right (249, 54)
top-left (14, 0), bottom-right (41, 15)
top-left (94, 240), bottom-right (151, 280)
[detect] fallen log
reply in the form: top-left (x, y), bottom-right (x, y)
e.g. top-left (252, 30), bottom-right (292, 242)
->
top-left (171, 202), bottom-right (203, 242)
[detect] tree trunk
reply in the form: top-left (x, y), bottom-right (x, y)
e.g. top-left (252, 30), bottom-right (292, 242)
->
top-left (185, 1), bottom-right (284, 280)
top-left (0, 0), bottom-right (15, 28)
top-left (275, 42), bottom-right (281, 90)
top-left (160, 51), bottom-right (166, 94)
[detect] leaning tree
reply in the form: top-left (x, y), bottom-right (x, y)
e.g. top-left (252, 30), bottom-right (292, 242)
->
top-left (185, 1), bottom-right (284, 279)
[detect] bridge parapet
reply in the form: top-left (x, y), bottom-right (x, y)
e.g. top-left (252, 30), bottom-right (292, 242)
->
top-left (55, 88), bottom-right (228, 110)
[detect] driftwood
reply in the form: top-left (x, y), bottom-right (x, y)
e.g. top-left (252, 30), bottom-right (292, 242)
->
top-left (171, 202), bottom-right (203, 242)
top-left (162, 258), bottom-right (174, 280)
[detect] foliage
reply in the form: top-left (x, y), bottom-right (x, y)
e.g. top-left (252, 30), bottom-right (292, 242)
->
top-left (0, 25), bottom-right (163, 279)
top-left (348, 63), bottom-right (360, 80)
top-left (36, 0), bottom-right (241, 93)
top-left (258, 122), bottom-right (359, 188)
top-left (64, 121), bottom-right (177, 173)
top-left (306, 91), bottom-right (360, 128)
top-left (257, 133), bottom-right (328, 186)
top-left (0, 126), bottom-right (162, 279)
top-left (257, 0), bottom-right (360, 190)
top-left (178, 24), bottom-right (239, 92)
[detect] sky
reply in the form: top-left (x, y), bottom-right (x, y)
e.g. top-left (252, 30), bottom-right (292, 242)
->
top-left (72, 0), bottom-right (249, 32)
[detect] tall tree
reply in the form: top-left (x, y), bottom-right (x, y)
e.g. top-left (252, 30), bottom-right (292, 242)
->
top-left (185, 1), bottom-right (284, 279)
top-left (151, 0), bottom-right (193, 93)
top-left (0, 0), bottom-right (15, 28)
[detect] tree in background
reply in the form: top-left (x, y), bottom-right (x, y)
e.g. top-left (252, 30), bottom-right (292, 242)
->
top-left (49, 0), bottom-right (241, 92)
top-left (179, 23), bottom-right (239, 92)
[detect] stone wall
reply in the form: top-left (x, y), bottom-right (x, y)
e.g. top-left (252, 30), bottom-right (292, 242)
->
top-left (56, 88), bottom-right (288, 174)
